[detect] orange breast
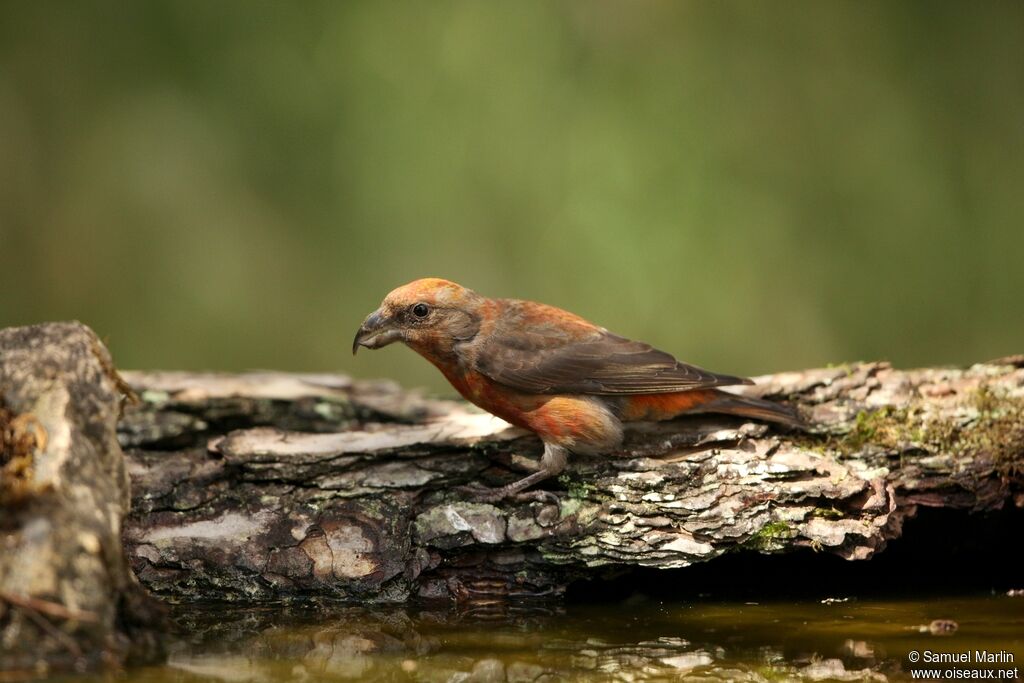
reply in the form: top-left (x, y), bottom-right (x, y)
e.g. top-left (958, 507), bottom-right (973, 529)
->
top-left (445, 368), bottom-right (540, 430)
top-left (435, 363), bottom-right (622, 451)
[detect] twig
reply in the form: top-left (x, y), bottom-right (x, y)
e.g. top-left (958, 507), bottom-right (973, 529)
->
top-left (0, 591), bottom-right (98, 623)
top-left (19, 606), bottom-right (84, 660)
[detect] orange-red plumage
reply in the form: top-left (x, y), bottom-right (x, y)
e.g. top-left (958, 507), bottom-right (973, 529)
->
top-left (353, 278), bottom-right (800, 499)
top-left (617, 391), bottom-right (720, 422)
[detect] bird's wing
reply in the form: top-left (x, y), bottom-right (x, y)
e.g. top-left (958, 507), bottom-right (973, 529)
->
top-left (471, 300), bottom-right (752, 395)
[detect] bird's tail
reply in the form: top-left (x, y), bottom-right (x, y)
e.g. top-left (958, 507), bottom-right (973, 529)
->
top-left (692, 389), bottom-right (804, 430)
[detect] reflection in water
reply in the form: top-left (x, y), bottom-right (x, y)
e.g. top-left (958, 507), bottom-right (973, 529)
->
top-left (63, 596), bottom-right (1023, 682)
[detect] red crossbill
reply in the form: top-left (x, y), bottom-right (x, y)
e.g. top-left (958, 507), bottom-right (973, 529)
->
top-left (353, 278), bottom-right (801, 500)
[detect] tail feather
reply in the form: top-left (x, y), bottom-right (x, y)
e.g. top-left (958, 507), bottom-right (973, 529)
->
top-left (694, 390), bottom-right (804, 430)
top-left (618, 389), bottom-right (804, 429)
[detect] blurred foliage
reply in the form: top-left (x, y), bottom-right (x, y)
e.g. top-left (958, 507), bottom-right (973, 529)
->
top-left (1, 1), bottom-right (1021, 394)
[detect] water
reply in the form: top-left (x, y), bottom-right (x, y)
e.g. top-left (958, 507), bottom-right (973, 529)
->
top-left (54, 594), bottom-right (1022, 682)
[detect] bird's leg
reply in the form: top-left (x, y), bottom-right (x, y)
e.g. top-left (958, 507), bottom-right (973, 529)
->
top-left (460, 443), bottom-right (567, 503)
top-left (484, 450), bottom-right (543, 474)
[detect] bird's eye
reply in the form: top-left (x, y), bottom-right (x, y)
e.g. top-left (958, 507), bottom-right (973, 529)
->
top-left (412, 303), bottom-right (430, 318)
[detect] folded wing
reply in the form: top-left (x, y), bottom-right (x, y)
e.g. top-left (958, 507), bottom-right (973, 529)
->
top-left (472, 300), bottom-right (752, 395)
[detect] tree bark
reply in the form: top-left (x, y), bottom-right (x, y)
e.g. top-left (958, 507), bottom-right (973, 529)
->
top-left (1, 323), bottom-right (163, 674)
top-left (119, 359), bottom-right (1023, 604)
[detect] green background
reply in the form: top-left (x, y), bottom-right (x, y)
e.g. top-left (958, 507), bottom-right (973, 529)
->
top-left (1, 1), bottom-right (1021, 395)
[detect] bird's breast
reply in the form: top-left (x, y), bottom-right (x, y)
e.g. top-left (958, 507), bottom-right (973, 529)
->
top-left (439, 365), bottom-right (534, 428)
top-left (433, 363), bottom-right (622, 453)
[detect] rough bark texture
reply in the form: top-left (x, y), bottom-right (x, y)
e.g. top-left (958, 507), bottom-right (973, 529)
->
top-left (0, 322), bottom-right (163, 674)
top-left (119, 359), bottom-right (1024, 604)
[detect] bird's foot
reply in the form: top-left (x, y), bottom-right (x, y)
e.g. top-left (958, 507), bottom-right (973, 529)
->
top-left (455, 467), bottom-right (560, 504)
top-left (454, 484), bottom-right (508, 504)
top-left (454, 483), bottom-right (561, 506)
top-left (509, 489), bottom-right (561, 506)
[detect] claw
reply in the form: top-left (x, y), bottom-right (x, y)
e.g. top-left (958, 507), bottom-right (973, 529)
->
top-left (510, 489), bottom-right (561, 506)
top-left (454, 483), bottom-right (561, 505)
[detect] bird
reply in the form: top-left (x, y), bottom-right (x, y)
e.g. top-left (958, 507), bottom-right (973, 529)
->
top-left (353, 278), bottom-right (801, 501)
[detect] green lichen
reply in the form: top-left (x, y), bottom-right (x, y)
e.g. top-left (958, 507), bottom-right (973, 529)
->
top-left (971, 384), bottom-right (1002, 414)
top-left (790, 406), bottom-right (923, 458)
top-left (923, 386), bottom-right (1024, 478)
top-left (815, 385), bottom-right (1024, 478)
top-left (824, 361), bottom-right (855, 376)
top-left (558, 473), bottom-right (588, 500)
top-left (558, 474), bottom-right (610, 502)
top-left (757, 664), bottom-right (796, 682)
top-left (141, 389), bottom-right (170, 404)
top-left (313, 401), bottom-right (344, 420)
top-left (746, 520), bottom-right (792, 551)
top-left (841, 407), bottom-right (916, 452)
top-left (811, 506), bottom-right (843, 519)
top-left (557, 496), bottom-right (583, 518)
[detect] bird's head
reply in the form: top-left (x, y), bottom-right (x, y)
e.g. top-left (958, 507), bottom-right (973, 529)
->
top-left (352, 278), bottom-right (485, 358)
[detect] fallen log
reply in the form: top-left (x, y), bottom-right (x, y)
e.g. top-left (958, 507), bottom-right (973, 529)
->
top-left (119, 359), bottom-right (1024, 603)
top-left (5, 321), bottom-right (1019, 673)
top-left (0, 323), bottom-right (163, 674)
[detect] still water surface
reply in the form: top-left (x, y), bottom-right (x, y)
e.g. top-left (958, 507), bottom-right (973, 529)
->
top-left (52, 594), bottom-right (1022, 682)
